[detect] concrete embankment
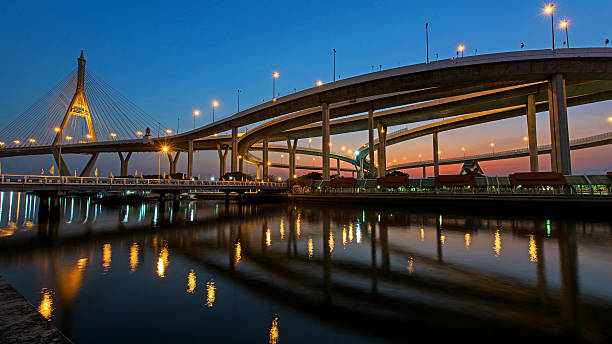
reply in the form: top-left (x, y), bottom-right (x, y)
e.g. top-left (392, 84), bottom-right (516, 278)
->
top-left (0, 275), bottom-right (71, 344)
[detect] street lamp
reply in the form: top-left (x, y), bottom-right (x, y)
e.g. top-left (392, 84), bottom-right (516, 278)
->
top-left (560, 20), bottom-right (569, 48)
top-left (607, 115), bottom-right (612, 122)
top-left (490, 142), bottom-right (495, 154)
top-left (211, 101), bottom-right (219, 122)
top-left (316, 80), bottom-right (323, 87)
top-left (159, 146), bottom-right (169, 179)
top-left (193, 110), bottom-right (200, 129)
top-left (272, 72), bottom-right (279, 100)
top-left (544, 4), bottom-right (555, 50)
top-left (457, 44), bottom-right (465, 57)
top-left (461, 147), bottom-right (466, 157)
top-left (333, 48), bottom-right (336, 82)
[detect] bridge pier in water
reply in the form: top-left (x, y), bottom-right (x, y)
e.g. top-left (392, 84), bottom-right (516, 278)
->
top-left (166, 151), bottom-right (180, 174)
top-left (287, 138), bottom-right (297, 178)
top-left (216, 144), bottom-right (228, 178)
top-left (548, 74), bottom-right (572, 175)
top-left (526, 94), bottom-right (539, 172)
top-left (322, 102), bottom-right (330, 180)
top-left (231, 127), bottom-right (238, 172)
top-left (188, 140), bottom-right (194, 179)
top-left (118, 152), bottom-right (132, 176)
top-left (262, 137), bottom-right (269, 180)
top-left (377, 121), bottom-right (387, 177)
top-left (433, 132), bottom-right (440, 177)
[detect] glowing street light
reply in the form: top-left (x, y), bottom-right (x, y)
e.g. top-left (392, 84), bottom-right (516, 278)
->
top-left (523, 136), bottom-right (529, 142)
top-left (461, 147), bottom-right (466, 157)
top-left (53, 127), bottom-right (60, 132)
top-left (162, 146), bottom-right (169, 152)
top-left (457, 44), bottom-right (465, 57)
top-left (544, 4), bottom-right (555, 50)
top-left (490, 142), bottom-right (495, 154)
top-left (272, 72), bottom-right (279, 100)
top-left (608, 115), bottom-right (612, 123)
top-left (193, 110), bottom-right (200, 129)
top-left (211, 101), bottom-right (219, 122)
top-left (165, 129), bottom-right (172, 135)
top-left (28, 138), bottom-right (36, 143)
top-left (560, 20), bottom-right (570, 48)
top-left (13, 140), bottom-right (20, 144)
top-left (316, 80), bottom-right (323, 87)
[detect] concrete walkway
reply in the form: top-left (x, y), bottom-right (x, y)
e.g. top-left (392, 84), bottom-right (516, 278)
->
top-left (0, 275), bottom-right (71, 344)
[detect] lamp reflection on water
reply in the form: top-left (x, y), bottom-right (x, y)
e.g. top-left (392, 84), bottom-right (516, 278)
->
top-left (407, 258), bottom-right (414, 275)
top-left (157, 246), bottom-right (169, 278)
top-left (494, 230), bottom-right (502, 258)
top-left (308, 238), bottom-right (314, 259)
top-left (235, 241), bottom-right (242, 265)
top-left (529, 234), bottom-right (538, 263)
top-left (465, 233), bottom-right (471, 249)
top-left (130, 243), bottom-right (139, 273)
top-left (187, 269), bottom-right (196, 294)
top-left (206, 278), bottom-right (216, 308)
top-left (38, 288), bottom-right (54, 320)
top-left (328, 232), bottom-right (334, 253)
top-left (102, 243), bottom-right (111, 273)
top-left (280, 218), bottom-right (284, 240)
top-left (269, 316), bottom-right (279, 344)
top-left (266, 228), bottom-right (271, 247)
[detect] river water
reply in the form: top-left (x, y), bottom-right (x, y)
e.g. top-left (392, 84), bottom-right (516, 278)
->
top-left (0, 192), bottom-right (611, 343)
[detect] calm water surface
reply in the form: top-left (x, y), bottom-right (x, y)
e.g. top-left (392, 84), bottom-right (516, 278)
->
top-left (0, 192), bottom-right (611, 343)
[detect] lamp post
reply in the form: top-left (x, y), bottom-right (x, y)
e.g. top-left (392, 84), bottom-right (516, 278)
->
top-left (560, 20), bottom-right (569, 48)
top-left (458, 44), bottom-right (465, 57)
top-left (159, 146), bottom-right (168, 179)
top-left (211, 100), bottom-right (219, 123)
top-left (333, 49), bottom-right (336, 82)
top-left (272, 72), bottom-right (279, 100)
top-left (193, 110), bottom-right (200, 129)
top-left (544, 4), bottom-right (555, 50)
top-left (237, 89), bottom-right (241, 112)
top-left (490, 142), bottom-right (495, 154)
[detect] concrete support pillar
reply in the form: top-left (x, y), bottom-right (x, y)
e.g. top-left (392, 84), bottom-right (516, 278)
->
top-left (287, 138), bottom-right (297, 178)
top-left (377, 121), bottom-right (387, 177)
top-left (422, 165), bottom-right (426, 178)
top-left (52, 149), bottom-right (70, 176)
top-left (322, 102), bottom-right (331, 180)
top-left (118, 152), bottom-right (132, 176)
top-left (548, 74), bottom-right (571, 175)
top-left (527, 94), bottom-right (539, 172)
top-left (336, 159), bottom-right (341, 176)
top-left (433, 132), bottom-right (439, 177)
top-left (263, 137), bottom-right (269, 180)
top-left (368, 108), bottom-right (375, 167)
top-left (80, 153), bottom-right (99, 177)
top-left (166, 151), bottom-right (180, 175)
top-left (231, 127), bottom-right (238, 172)
top-left (187, 140), bottom-right (194, 178)
top-left (216, 144), bottom-right (228, 178)
top-left (358, 158), bottom-right (364, 179)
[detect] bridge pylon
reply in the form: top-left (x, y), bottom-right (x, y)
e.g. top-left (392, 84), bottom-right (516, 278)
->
top-left (52, 50), bottom-right (99, 176)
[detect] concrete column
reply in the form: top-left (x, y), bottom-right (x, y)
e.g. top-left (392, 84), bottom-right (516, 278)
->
top-left (166, 152), bottom-right (180, 175)
top-left (216, 144), bottom-right (228, 178)
top-left (322, 102), bottom-right (330, 180)
top-left (548, 74), bottom-right (571, 175)
top-left (336, 159), bottom-right (341, 176)
top-left (358, 158), bottom-right (364, 179)
top-left (368, 108), bottom-right (375, 166)
top-left (263, 137), bottom-right (269, 180)
top-left (118, 152), bottom-right (132, 176)
top-left (526, 94), bottom-right (539, 172)
top-left (422, 165), bottom-right (426, 178)
top-left (377, 121), bottom-right (387, 177)
top-left (433, 132), bottom-right (439, 177)
top-left (231, 127), bottom-right (238, 172)
top-left (187, 140), bottom-right (194, 178)
top-left (287, 138), bottom-right (297, 178)
top-left (80, 153), bottom-right (99, 177)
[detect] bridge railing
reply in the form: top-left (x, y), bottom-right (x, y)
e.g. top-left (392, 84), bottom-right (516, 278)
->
top-left (0, 174), bottom-right (287, 188)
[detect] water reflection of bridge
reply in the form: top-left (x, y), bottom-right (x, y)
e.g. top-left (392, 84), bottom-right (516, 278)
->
top-left (1, 197), bottom-right (611, 342)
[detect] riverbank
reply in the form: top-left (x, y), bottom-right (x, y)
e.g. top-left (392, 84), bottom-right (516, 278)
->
top-left (0, 275), bottom-right (71, 344)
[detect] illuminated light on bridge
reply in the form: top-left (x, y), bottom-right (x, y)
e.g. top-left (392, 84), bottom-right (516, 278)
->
top-left (608, 116), bottom-right (612, 122)
top-left (316, 80), bottom-right (323, 87)
top-left (165, 129), bottom-right (172, 134)
top-left (0, 142), bottom-right (4, 146)
top-left (53, 127), bottom-right (60, 132)
top-left (65, 136), bottom-right (72, 141)
top-left (28, 138), bottom-right (36, 143)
